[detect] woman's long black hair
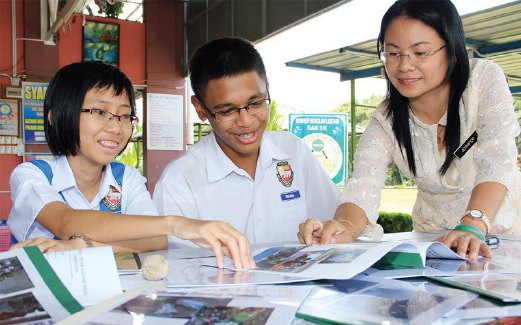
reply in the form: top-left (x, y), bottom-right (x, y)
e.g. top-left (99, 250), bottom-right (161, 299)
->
top-left (377, 0), bottom-right (469, 176)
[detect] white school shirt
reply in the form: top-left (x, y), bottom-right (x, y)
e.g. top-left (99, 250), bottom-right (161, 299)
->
top-left (7, 155), bottom-right (158, 241)
top-left (153, 131), bottom-right (340, 247)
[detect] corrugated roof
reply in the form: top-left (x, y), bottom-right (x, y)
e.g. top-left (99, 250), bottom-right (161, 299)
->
top-left (286, 0), bottom-right (521, 94)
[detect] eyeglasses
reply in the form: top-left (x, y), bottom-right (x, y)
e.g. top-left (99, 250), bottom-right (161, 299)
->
top-left (197, 95), bottom-right (271, 123)
top-left (379, 44), bottom-right (447, 65)
top-left (80, 108), bottom-right (137, 129)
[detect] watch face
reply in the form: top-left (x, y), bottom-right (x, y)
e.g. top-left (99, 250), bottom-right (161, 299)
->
top-left (470, 210), bottom-right (483, 218)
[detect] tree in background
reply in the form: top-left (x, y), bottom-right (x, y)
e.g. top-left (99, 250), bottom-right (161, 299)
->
top-left (267, 100), bottom-right (285, 131)
top-left (332, 94), bottom-right (415, 187)
top-left (115, 124), bottom-right (143, 175)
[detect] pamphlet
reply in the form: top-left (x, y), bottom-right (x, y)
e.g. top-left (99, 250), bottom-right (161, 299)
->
top-left (114, 252), bottom-right (142, 275)
top-left (228, 241), bottom-right (465, 281)
top-left (166, 257), bottom-right (314, 288)
top-left (44, 246), bottom-right (123, 306)
top-left (429, 273), bottom-right (521, 302)
top-left (0, 247), bottom-right (83, 323)
top-left (76, 285), bottom-right (312, 324)
top-left (296, 275), bottom-right (477, 325)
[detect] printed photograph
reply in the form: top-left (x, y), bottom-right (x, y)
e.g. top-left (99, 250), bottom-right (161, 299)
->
top-left (320, 243), bottom-right (378, 264)
top-left (186, 306), bottom-right (274, 325)
top-left (83, 21), bottom-right (119, 66)
top-left (254, 247), bottom-right (332, 272)
top-left (114, 294), bottom-right (232, 319)
top-left (0, 292), bottom-right (50, 324)
top-left (0, 257), bottom-right (34, 295)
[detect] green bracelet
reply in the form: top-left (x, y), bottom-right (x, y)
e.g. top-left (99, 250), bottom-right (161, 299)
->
top-left (452, 224), bottom-right (486, 241)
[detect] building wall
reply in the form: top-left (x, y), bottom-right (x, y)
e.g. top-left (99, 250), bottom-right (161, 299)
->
top-left (0, 1), bottom-right (186, 220)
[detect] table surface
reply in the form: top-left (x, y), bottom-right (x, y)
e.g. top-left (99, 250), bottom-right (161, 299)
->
top-left (57, 232), bottom-right (521, 325)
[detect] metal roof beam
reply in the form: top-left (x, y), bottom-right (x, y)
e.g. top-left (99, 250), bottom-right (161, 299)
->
top-left (473, 40), bottom-right (521, 56)
top-left (285, 62), bottom-right (344, 74)
top-left (340, 67), bottom-right (381, 81)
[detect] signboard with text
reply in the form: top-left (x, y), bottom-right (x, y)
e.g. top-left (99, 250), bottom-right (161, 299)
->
top-left (289, 113), bottom-right (348, 186)
top-left (22, 82), bottom-right (48, 144)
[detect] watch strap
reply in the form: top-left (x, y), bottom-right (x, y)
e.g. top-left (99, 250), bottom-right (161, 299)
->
top-left (462, 209), bottom-right (490, 236)
top-left (69, 234), bottom-right (93, 248)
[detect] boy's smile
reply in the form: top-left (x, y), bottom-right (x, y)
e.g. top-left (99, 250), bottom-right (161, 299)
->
top-left (193, 70), bottom-right (269, 170)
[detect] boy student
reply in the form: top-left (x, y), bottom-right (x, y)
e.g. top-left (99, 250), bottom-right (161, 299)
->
top-left (153, 37), bottom-right (340, 247)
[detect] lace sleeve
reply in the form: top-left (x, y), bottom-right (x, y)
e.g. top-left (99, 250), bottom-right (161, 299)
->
top-left (339, 111), bottom-right (393, 238)
top-left (473, 60), bottom-right (520, 191)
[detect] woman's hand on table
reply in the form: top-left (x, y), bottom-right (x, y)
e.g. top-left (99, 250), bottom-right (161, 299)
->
top-left (298, 218), bottom-right (355, 245)
top-left (437, 230), bottom-right (492, 261)
top-left (172, 217), bottom-right (255, 270)
top-left (9, 237), bottom-right (86, 253)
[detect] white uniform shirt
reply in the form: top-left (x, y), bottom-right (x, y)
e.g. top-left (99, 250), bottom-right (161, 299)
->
top-left (8, 155), bottom-right (158, 241)
top-left (153, 131), bottom-right (340, 247)
top-left (340, 59), bottom-right (521, 239)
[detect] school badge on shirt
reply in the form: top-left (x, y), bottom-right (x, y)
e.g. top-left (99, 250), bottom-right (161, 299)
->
top-left (102, 185), bottom-right (122, 211)
top-left (276, 161), bottom-right (294, 187)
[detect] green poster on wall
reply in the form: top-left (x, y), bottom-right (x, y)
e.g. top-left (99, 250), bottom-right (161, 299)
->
top-left (289, 113), bottom-right (348, 186)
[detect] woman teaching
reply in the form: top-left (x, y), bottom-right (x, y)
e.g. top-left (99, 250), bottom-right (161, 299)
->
top-left (298, 0), bottom-right (520, 260)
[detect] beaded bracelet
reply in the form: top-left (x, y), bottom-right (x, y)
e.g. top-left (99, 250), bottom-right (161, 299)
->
top-left (336, 219), bottom-right (357, 241)
top-left (452, 224), bottom-right (486, 241)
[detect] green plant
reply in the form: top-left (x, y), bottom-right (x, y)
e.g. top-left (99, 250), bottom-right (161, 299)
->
top-left (267, 100), bottom-right (285, 131)
top-left (377, 212), bottom-right (413, 233)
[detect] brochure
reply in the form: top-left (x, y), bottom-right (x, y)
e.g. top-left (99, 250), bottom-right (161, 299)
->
top-left (363, 258), bottom-right (511, 279)
top-left (74, 285), bottom-right (312, 324)
top-left (233, 241), bottom-right (465, 281)
top-left (114, 252), bottom-right (142, 275)
top-left (0, 246), bottom-right (83, 323)
top-left (446, 295), bottom-right (521, 319)
top-left (429, 273), bottom-right (521, 302)
top-left (44, 246), bottom-right (123, 306)
top-left (166, 257), bottom-right (314, 288)
top-left (296, 276), bottom-right (477, 325)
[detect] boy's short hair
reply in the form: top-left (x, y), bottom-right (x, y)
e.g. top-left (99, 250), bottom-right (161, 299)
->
top-left (189, 37), bottom-right (267, 100)
top-left (44, 61), bottom-right (136, 156)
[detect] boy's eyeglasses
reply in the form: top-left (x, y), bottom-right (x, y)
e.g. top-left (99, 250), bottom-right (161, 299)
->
top-left (197, 96), bottom-right (271, 123)
top-left (380, 44), bottom-right (446, 65)
top-left (80, 108), bottom-right (137, 129)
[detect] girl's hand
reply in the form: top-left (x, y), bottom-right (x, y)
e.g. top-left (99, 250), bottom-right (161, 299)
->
top-left (9, 237), bottom-right (87, 253)
top-left (173, 217), bottom-right (255, 270)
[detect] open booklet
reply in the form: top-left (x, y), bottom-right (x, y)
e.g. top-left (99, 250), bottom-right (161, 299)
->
top-left (428, 273), bottom-right (521, 302)
top-left (229, 241), bottom-right (466, 280)
top-left (0, 246), bottom-right (83, 323)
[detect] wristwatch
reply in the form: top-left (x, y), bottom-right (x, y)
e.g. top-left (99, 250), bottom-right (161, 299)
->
top-left (462, 209), bottom-right (490, 235)
top-left (69, 234), bottom-right (93, 248)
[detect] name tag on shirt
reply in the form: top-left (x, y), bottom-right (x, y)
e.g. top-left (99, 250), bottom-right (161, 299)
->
top-left (453, 131), bottom-right (478, 159)
top-left (281, 190), bottom-right (301, 202)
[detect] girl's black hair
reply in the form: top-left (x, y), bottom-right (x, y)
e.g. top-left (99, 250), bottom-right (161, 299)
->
top-left (44, 61), bottom-right (135, 156)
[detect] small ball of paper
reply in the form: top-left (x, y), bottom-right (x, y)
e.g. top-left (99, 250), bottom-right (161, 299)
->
top-left (142, 254), bottom-right (168, 281)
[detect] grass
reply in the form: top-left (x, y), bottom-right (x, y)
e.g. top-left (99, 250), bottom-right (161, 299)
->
top-left (379, 188), bottom-right (417, 214)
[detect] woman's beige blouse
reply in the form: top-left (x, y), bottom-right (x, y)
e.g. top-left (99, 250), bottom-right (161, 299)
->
top-left (340, 59), bottom-right (521, 239)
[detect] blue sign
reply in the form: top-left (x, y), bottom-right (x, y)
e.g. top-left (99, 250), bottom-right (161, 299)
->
top-left (22, 82), bottom-right (48, 144)
top-left (289, 113), bottom-right (348, 186)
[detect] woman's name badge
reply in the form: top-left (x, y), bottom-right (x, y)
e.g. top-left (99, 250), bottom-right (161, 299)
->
top-left (453, 131), bottom-right (478, 159)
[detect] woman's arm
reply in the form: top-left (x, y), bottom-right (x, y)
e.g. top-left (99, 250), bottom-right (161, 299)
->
top-left (298, 112), bottom-right (393, 244)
